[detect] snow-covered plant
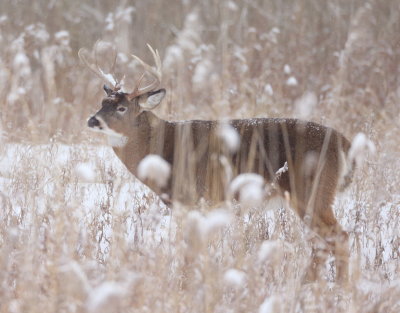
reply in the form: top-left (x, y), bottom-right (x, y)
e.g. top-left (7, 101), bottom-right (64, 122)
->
top-left (217, 122), bottom-right (240, 153)
top-left (259, 295), bottom-right (282, 313)
top-left (224, 268), bottom-right (246, 288)
top-left (348, 132), bottom-right (376, 167)
top-left (75, 162), bottom-right (96, 182)
top-left (186, 209), bottom-right (233, 241)
top-left (229, 173), bottom-right (265, 207)
top-left (137, 154), bottom-right (171, 188)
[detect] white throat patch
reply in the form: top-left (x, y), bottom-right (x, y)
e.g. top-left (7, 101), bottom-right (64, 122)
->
top-left (89, 116), bottom-right (129, 147)
top-left (107, 134), bottom-right (129, 147)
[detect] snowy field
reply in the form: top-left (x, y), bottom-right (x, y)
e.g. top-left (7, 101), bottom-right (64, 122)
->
top-left (1, 142), bottom-right (399, 312)
top-left (1, 0), bottom-right (400, 312)
top-left (0, 143), bottom-right (174, 249)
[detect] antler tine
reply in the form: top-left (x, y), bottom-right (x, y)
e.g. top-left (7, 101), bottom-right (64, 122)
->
top-left (109, 44), bottom-right (118, 79)
top-left (78, 43), bottom-right (118, 90)
top-left (146, 43), bottom-right (162, 81)
top-left (94, 40), bottom-right (120, 90)
top-left (128, 44), bottom-right (162, 99)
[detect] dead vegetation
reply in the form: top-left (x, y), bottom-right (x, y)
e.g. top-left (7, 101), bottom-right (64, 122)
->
top-left (0, 0), bottom-right (399, 312)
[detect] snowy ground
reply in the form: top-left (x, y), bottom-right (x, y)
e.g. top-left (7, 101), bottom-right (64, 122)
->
top-left (2, 142), bottom-right (400, 312)
top-left (0, 143), bottom-right (175, 252)
top-left (2, 142), bottom-right (398, 271)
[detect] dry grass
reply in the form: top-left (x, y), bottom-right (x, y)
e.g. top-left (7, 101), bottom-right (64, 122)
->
top-left (0, 0), bottom-right (399, 312)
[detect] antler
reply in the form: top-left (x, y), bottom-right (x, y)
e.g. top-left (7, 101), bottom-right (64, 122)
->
top-left (78, 41), bottom-right (120, 90)
top-left (127, 44), bottom-right (162, 100)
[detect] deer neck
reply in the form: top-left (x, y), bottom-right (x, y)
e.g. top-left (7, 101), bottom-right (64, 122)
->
top-left (111, 111), bottom-right (167, 175)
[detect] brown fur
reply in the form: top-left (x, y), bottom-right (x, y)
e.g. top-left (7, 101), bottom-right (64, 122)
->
top-left (88, 90), bottom-right (353, 283)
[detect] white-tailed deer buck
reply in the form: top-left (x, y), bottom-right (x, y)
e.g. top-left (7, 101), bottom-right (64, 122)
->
top-left (80, 45), bottom-right (354, 283)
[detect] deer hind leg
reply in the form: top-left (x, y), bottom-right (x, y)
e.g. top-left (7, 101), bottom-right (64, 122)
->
top-left (305, 220), bottom-right (349, 284)
top-left (303, 169), bottom-right (349, 284)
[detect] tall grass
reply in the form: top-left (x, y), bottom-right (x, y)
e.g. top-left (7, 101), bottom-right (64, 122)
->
top-left (0, 0), bottom-right (399, 312)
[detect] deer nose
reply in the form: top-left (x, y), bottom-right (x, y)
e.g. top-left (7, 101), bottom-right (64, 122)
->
top-left (88, 116), bottom-right (100, 128)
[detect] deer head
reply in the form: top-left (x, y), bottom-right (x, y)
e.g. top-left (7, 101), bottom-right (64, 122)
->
top-left (80, 44), bottom-right (166, 144)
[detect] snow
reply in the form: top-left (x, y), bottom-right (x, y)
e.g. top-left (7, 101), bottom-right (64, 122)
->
top-left (275, 162), bottom-right (288, 177)
top-left (137, 154), bottom-right (171, 188)
top-left (186, 209), bottom-right (232, 239)
top-left (25, 23), bottom-right (49, 44)
top-left (294, 91), bottom-right (318, 118)
top-left (283, 64), bottom-right (291, 74)
top-left (217, 123), bottom-right (240, 153)
top-left (348, 132), bottom-right (376, 167)
top-left (105, 13), bottom-right (115, 31)
top-left (259, 295), bottom-right (281, 313)
top-left (8, 300), bottom-right (20, 313)
top-left (286, 76), bottom-right (298, 86)
top-left (1, 141), bottom-right (398, 294)
top-left (75, 162), bottom-right (96, 182)
top-left (0, 143), bottom-right (174, 250)
top-left (226, 1), bottom-right (239, 11)
top-left (224, 268), bottom-right (246, 287)
top-left (163, 45), bottom-right (183, 69)
top-left (240, 184), bottom-right (264, 207)
top-left (192, 59), bottom-right (213, 88)
top-left (264, 84), bottom-right (274, 96)
top-left (13, 52), bottom-right (30, 68)
top-left (0, 15), bottom-right (7, 24)
top-left (59, 261), bottom-right (91, 294)
top-left (115, 6), bottom-right (135, 24)
top-left (12, 52), bottom-right (31, 81)
top-left (99, 68), bottom-right (118, 87)
top-left (258, 240), bottom-right (281, 263)
top-left (271, 27), bottom-right (280, 34)
top-left (54, 30), bottom-right (70, 46)
top-left (229, 173), bottom-right (265, 207)
top-left (204, 209), bottom-right (233, 235)
top-left (86, 281), bottom-right (126, 313)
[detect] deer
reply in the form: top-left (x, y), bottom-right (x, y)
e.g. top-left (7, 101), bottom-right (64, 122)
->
top-left (79, 44), bottom-right (355, 283)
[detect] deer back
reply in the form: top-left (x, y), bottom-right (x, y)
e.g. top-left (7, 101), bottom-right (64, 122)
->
top-left (110, 116), bottom-right (351, 206)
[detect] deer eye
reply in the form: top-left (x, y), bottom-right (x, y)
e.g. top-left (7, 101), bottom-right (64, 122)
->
top-left (117, 106), bottom-right (127, 113)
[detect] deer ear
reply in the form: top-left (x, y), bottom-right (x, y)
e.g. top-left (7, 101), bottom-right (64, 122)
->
top-left (139, 89), bottom-right (166, 110)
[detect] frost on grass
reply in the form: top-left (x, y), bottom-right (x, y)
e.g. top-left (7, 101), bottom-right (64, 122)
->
top-left (163, 45), bottom-right (184, 69)
top-left (13, 52), bottom-right (30, 72)
top-left (58, 261), bottom-right (91, 296)
top-left (25, 23), bottom-right (49, 44)
top-left (137, 154), bottom-right (171, 188)
top-left (205, 209), bottom-right (233, 235)
top-left (186, 209), bottom-right (232, 240)
top-left (217, 122), bottom-right (240, 153)
top-left (258, 240), bottom-right (282, 263)
top-left (54, 30), bottom-right (70, 47)
top-left (224, 268), bottom-right (246, 288)
top-left (275, 162), bottom-right (288, 177)
top-left (192, 58), bottom-right (214, 91)
top-left (229, 173), bottom-right (265, 207)
top-left (105, 6), bottom-right (135, 32)
top-left (86, 281), bottom-right (126, 313)
top-left (8, 50), bottom-right (31, 105)
top-left (264, 83), bottom-right (274, 96)
top-left (163, 10), bottom-right (201, 69)
top-left (348, 132), bottom-right (376, 167)
top-left (286, 76), bottom-right (298, 86)
top-left (294, 91), bottom-right (318, 118)
top-left (75, 162), bottom-right (96, 182)
top-left (259, 295), bottom-right (281, 313)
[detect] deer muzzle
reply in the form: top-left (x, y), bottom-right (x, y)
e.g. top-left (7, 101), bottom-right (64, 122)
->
top-left (88, 116), bottom-right (101, 129)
